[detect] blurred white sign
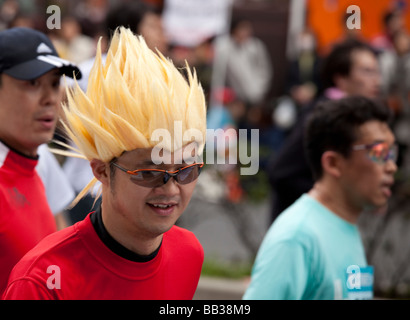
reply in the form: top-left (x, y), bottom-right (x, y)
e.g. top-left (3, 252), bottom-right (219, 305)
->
top-left (163, 0), bottom-right (233, 47)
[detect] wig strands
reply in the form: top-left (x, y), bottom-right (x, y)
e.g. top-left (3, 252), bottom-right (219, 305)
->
top-left (53, 27), bottom-right (207, 206)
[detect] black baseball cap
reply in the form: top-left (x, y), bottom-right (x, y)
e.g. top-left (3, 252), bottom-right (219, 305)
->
top-left (0, 27), bottom-right (82, 80)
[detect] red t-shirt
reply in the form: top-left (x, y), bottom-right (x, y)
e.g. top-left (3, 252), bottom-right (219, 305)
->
top-left (0, 142), bottom-right (56, 296)
top-left (2, 214), bottom-right (204, 300)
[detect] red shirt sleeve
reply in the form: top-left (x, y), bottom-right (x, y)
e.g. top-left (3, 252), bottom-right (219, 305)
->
top-left (2, 278), bottom-right (54, 300)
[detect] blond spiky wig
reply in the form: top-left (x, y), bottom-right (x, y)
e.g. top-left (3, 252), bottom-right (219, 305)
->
top-left (57, 27), bottom-right (206, 204)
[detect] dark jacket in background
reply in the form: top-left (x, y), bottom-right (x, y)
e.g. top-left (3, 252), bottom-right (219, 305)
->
top-left (268, 95), bottom-right (329, 222)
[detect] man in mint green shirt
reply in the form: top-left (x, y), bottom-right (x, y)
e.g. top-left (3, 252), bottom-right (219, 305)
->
top-left (243, 96), bottom-right (397, 299)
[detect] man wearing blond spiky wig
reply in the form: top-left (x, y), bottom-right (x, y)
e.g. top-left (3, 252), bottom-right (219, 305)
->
top-left (3, 27), bottom-right (206, 300)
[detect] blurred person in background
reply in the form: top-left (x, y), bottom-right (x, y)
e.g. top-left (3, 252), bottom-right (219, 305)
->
top-left (171, 36), bottom-right (215, 104)
top-left (378, 29), bottom-right (410, 184)
top-left (274, 28), bottom-right (323, 134)
top-left (0, 27), bottom-right (80, 296)
top-left (286, 28), bottom-right (323, 110)
top-left (244, 96), bottom-right (396, 300)
top-left (371, 8), bottom-right (405, 53)
top-left (0, 0), bottom-right (19, 30)
top-left (268, 39), bottom-right (382, 222)
top-left (212, 17), bottom-right (272, 129)
top-left (36, 143), bottom-right (75, 231)
top-left (62, 0), bottom-right (168, 225)
top-left (73, 0), bottom-right (109, 40)
top-left (206, 86), bottom-right (246, 203)
top-left (379, 30), bottom-right (410, 116)
top-left (51, 15), bottom-right (95, 65)
top-left (7, 12), bottom-right (35, 29)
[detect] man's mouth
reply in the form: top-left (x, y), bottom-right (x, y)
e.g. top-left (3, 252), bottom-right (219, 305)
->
top-left (147, 202), bottom-right (178, 216)
top-left (37, 115), bottom-right (55, 129)
top-left (150, 204), bottom-right (174, 209)
top-left (381, 181), bottom-right (394, 198)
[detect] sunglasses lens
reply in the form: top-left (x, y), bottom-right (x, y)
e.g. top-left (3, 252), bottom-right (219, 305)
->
top-left (128, 164), bottom-right (202, 187)
top-left (176, 166), bottom-right (197, 184)
top-left (130, 170), bottom-right (164, 187)
top-left (368, 144), bottom-right (387, 163)
top-left (368, 143), bottom-right (397, 164)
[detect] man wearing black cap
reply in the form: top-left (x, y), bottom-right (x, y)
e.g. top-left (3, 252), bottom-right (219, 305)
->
top-left (0, 27), bottom-right (81, 295)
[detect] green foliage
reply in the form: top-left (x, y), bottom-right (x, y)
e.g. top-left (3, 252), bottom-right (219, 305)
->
top-left (201, 258), bottom-right (252, 279)
top-left (239, 168), bottom-right (270, 203)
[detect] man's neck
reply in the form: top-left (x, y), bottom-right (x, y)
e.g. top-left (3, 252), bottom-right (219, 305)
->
top-left (308, 182), bottom-right (361, 224)
top-left (0, 139), bottom-right (39, 159)
top-left (99, 203), bottom-right (163, 258)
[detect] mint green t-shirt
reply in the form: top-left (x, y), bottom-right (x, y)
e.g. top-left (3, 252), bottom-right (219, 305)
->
top-left (243, 194), bottom-right (372, 300)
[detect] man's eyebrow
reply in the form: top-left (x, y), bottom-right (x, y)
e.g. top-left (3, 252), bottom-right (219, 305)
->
top-left (182, 156), bottom-right (197, 164)
top-left (139, 158), bottom-right (198, 166)
top-left (372, 140), bottom-right (387, 144)
top-left (138, 159), bottom-right (157, 166)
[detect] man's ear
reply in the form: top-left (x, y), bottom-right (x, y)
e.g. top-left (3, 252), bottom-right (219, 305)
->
top-left (321, 150), bottom-right (343, 178)
top-left (90, 159), bottom-right (109, 185)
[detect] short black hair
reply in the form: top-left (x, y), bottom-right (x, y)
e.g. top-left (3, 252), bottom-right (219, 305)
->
top-left (383, 9), bottom-right (401, 28)
top-left (229, 17), bottom-right (251, 35)
top-left (104, 1), bottom-right (159, 39)
top-left (304, 96), bottom-right (392, 180)
top-left (321, 39), bottom-right (378, 89)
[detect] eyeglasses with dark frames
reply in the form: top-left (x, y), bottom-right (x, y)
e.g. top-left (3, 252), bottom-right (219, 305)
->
top-left (352, 142), bottom-right (398, 164)
top-left (110, 161), bottom-right (204, 188)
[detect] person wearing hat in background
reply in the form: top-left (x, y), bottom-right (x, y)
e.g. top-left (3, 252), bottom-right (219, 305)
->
top-left (0, 27), bottom-right (81, 296)
top-left (2, 27), bottom-right (206, 300)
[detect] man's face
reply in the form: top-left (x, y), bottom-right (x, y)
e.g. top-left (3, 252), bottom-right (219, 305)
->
top-left (340, 120), bottom-right (397, 211)
top-left (0, 69), bottom-right (62, 157)
top-left (102, 146), bottom-right (199, 242)
top-left (342, 49), bottom-right (381, 99)
top-left (139, 12), bottom-right (168, 55)
top-left (233, 21), bottom-right (253, 44)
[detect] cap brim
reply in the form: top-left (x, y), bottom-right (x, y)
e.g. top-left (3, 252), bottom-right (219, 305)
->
top-left (3, 55), bottom-right (82, 80)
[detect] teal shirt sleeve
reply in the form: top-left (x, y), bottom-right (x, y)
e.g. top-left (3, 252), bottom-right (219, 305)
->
top-left (243, 240), bottom-right (310, 300)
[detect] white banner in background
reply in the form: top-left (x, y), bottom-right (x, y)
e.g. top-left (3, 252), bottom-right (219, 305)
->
top-left (163, 0), bottom-right (233, 47)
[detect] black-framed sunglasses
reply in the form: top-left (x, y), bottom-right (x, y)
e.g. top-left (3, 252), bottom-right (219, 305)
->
top-left (110, 161), bottom-right (204, 188)
top-left (352, 142), bottom-right (398, 165)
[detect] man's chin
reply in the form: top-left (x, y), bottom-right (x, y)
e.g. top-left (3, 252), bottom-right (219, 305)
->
top-left (363, 202), bottom-right (389, 216)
